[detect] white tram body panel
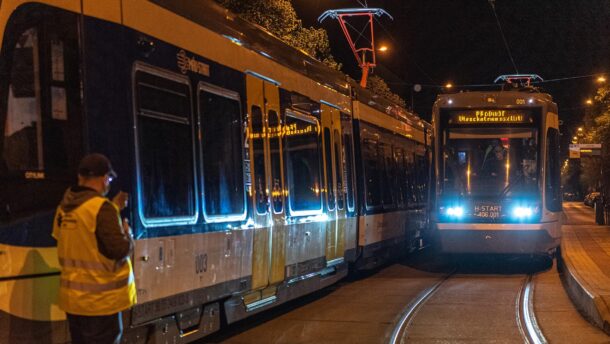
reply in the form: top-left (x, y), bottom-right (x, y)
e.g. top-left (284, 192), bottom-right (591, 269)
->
top-left (133, 230), bottom-right (253, 305)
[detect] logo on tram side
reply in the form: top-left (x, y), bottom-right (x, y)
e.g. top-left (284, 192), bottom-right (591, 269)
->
top-left (177, 49), bottom-right (210, 76)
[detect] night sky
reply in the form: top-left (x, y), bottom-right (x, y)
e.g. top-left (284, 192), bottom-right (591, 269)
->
top-left (292, 0), bottom-right (610, 132)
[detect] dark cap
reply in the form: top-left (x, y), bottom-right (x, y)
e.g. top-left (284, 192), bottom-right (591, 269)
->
top-left (78, 153), bottom-right (117, 178)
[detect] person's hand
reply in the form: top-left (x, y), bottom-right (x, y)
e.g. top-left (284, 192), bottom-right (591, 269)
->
top-left (122, 218), bottom-right (132, 236)
top-left (112, 191), bottom-right (129, 211)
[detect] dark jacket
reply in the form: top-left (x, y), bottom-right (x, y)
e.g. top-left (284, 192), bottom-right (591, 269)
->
top-left (58, 186), bottom-right (133, 260)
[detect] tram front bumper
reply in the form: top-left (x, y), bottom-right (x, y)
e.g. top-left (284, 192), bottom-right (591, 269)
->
top-left (435, 222), bottom-right (561, 254)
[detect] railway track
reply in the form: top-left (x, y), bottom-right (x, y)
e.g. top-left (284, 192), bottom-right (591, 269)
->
top-left (388, 271), bottom-right (547, 344)
top-left (388, 271), bottom-right (453, 344)
top-left (516, 275), bottom-right (547, 344)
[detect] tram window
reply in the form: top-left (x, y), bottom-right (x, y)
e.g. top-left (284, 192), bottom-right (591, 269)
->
top-left (135, 68), bottom-right (196, 223)
top-left (382, 144), bottom-right (395, 209)
top-left (1, 11), bottom-right (83, 221)
top-left (363, 138), bottom-right (382, 209)
top-left (198, 86), bottom-right (245, 221)
top-left (545, 128), bottom-right (561, 211)
top-left (394, 147), bottom-right (405, 208)
top-left (343, 133), bottom-right (355, 212)
top-left (283, 112), bottom-right (322, 215)
top-left (334, 130), bottom-right (344, 210)
top-left (406, 151), bottom-right (417, 205)
top-left (323, 127), bottom-right (335, 211)
top-left (3, 28), bottom-right (41, 172)
top-left (417, 154), bottom-right (429, 203)
top-left (251, 106), bottom-right (268, 215)
top-left (413, 153), bottom-right (420, 203)
top-left (403, 150), bottom-right (410, 205)
top-left (268, 110), bottom-right (283, 214)
top-left (138, 73), bottom-right (190, 119)
top-left (414, 153), bottom-right (426, 203)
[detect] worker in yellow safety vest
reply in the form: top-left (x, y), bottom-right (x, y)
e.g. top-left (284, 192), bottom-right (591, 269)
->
top-left (52, 153), bottom-right (136, 344)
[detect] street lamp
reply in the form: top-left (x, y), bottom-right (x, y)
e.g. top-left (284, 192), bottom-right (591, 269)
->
top-left (377, 45), bottom-right (388, 52)
top-left (586, 99), bottom-right (593, 105)
top-left (597, 76), bottom-right (606, 83)
top-left (445, 82), bottom-right (453, 89)
top-left (410, 84), bottom-right (422, 111)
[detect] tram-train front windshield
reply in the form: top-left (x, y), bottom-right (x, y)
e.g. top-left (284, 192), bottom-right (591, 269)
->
top-left (442, 128), bottom-right (538, 198)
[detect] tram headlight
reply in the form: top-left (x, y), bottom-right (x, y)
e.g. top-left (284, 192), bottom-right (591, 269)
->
top-left (443, 206), bottom-right (464, 218)
top-left (446, 206), bottom-right (463, 216)
top-left (511, 202), bottom-right (540, 221)
top-left (512, 206), bottom-right (533, 219)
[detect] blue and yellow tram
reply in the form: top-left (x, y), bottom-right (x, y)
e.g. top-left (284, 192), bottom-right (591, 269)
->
top-left (0, 1), bottom-right (431, 342)
top-left (431, 75), bottom-right (562, 255)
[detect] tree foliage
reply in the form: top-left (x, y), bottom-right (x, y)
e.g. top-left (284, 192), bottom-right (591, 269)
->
top-left (366, 75), bottom-right (407, 108)
top-left (287, 26), bottom-right (340, 70)
top-left (216, 0), bottom-right (408, 108)
top-left (578, 84), bottom-right (610, 194)
top-left (217, 0), bottom-right (340, 70)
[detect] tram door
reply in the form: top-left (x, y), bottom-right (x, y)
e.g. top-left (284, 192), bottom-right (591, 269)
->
top-left (245, 74), bottom-right (286, 306)
top-left (321, 104), bottom-right (346, 264)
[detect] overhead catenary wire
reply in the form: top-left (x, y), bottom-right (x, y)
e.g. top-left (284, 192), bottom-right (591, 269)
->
top-left (385, 73), bottom-right (608, 89)
top-left (373, 16), bottom-right (438, 84)
top-left (489, 0), bottom-right (519, 74)
top-left (323, 2), bottom-right (438, 85)
top-left (356, 0), bottom-right (368, 8)
top-left (321, 2), bottom-right (606, 102)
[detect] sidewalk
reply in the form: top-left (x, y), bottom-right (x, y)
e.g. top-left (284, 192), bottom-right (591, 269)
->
top-left (560, 217), bottom-right (610, 335)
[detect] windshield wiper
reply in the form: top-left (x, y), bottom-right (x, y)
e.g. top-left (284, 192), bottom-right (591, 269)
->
top-left (500, 173), bottom-right (527, 197)
top-left (445, 149), bottom-right (468, 195)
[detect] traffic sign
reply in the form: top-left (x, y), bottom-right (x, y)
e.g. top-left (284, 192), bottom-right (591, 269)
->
top-left (569, 143), bottom-right (601, 158)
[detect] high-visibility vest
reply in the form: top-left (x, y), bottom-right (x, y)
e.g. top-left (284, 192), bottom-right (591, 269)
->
top-left (52, 196), bottom-right (136, 316)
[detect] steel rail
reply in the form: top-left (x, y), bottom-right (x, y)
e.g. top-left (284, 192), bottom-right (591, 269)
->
top-left (516, 274), bottom-right (548, 344)
top-left (387, 272), bottom-right (453, 344)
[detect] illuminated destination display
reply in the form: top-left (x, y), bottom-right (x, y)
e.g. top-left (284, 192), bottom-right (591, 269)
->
top-left (449, 110), bottom-right (533, 124)
top-left (248, 122), bottom-right (319, 140)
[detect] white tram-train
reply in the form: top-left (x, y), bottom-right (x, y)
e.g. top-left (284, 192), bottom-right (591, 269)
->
top-left (0, 1), bottom-right (431, 342)
top-left (431, 75), bottom-right (562, 255)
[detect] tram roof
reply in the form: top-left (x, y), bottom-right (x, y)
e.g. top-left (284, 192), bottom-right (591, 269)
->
top-left (148, 0), bottom-right (349, 96)
top-left (351, 82), bottom-right (429, 129)
top-left (148, 0), bottom-right (427, 126)
top-left (434, 90), bottom-right (556, 113)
